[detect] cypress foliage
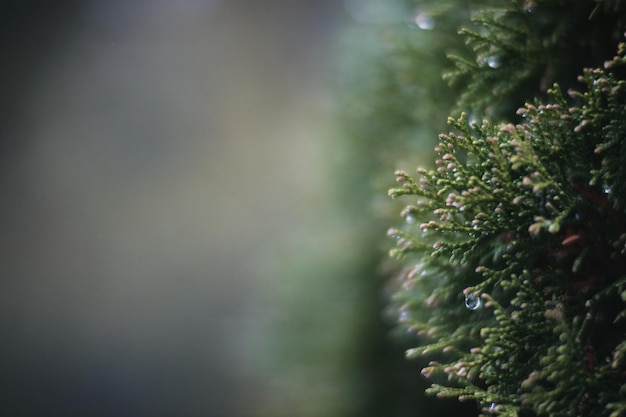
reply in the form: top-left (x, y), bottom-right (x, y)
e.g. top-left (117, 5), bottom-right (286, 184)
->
top-left (386, 1), bottom-right (626, 416)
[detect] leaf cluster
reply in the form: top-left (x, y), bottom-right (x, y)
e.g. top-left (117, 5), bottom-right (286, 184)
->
top-left (442, 0), bottom-right (626, 119)
top-left (387, 43), bottom-right (626, 416)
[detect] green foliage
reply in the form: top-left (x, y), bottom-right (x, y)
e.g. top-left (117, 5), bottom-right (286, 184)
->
top-left (387, 37), bottom-right (626, 417)
top-left (438, 0), bottom-right (626, 118)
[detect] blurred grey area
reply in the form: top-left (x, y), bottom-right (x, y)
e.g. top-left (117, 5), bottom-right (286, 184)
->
top-left (0, 1), bottom-right (360, 416)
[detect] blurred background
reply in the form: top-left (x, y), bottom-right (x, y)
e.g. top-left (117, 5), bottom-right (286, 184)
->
top-left (0, 1), bottom-right (444, 416)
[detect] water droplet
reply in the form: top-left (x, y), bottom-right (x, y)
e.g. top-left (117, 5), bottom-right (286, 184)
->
top-left (464, 293), bottom-right (481, 310)
top-left (406, 214), bottom-right (416, 224)
top-left (604, 186), bottom-right (612, 194)
top-left (399, 310), bottom-right (410, 322)
top-left (487, 56), bottom-right (500, 69)
top-left (414, 12), bottom-right (434, 30)
top-left (488, 403), bottom-right (497, 413)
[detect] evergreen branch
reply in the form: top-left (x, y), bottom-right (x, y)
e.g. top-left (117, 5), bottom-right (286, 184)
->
top-left (387, 40), bottom-right (626, 416)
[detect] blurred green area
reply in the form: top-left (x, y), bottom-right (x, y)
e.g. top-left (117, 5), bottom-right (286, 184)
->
top-left (252, 2), bottom-right (485, 417)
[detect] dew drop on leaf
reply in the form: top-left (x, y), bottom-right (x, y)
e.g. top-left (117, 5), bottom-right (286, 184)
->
top-left (465, 293), bottom-right (481, 310)
top-left (399, 310), bottom-right (410, 322)
top-left (487, 56), bottom-right (500, 69)
top-left (414, 12), bottom-right (434, 30)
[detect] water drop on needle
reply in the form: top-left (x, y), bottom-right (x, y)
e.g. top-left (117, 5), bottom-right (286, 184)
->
top-left (406, 214), bottom-right (416, 224)
top-left (399, 311), bottom-right (410, 322)
top-left (414, 12), bottom-right (434, 30)
top-left (465, 293), bottom-right (481, 310)
top-left (487, 56), bottom-right (500, 69)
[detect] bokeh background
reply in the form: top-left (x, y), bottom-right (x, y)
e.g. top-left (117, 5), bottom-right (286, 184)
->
top-left (0, 1), bottom-right (435, 416)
